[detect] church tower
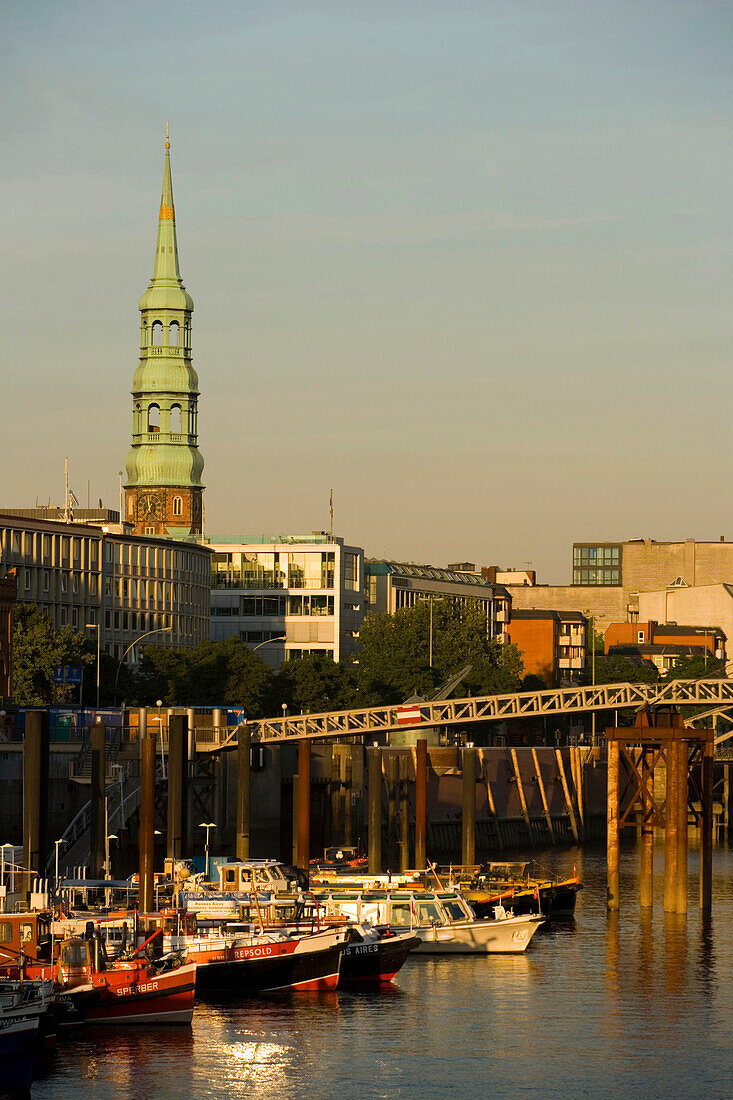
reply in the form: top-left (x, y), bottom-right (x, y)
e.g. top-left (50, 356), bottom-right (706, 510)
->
top-left (124, 129), bottom-right (204, 538)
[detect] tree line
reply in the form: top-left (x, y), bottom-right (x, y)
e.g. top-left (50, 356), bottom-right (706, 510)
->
top-left (9, 601), bottom-right (726, 715)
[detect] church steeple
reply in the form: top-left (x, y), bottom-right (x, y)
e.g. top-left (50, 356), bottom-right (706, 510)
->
top-left (123, 129), bottom-right (204, 539)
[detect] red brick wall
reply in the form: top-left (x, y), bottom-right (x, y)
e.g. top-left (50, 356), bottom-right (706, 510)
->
top-left (508, 617), bottom-right (557, 685)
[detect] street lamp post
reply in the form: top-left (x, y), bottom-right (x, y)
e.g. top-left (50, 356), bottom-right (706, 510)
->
top-left (1, 843), bottom-right (14, 911)
top-left (113, 627), bottom-right (173, 704)
top-left (85, 622), bottom-right (101, 710)
top-left (199, 822), bottom-right (215, 879)
top-left (418, 595), bottom-right (444, 668)
top-left (253, 635), bottom-right (286, 652)
top-left (54, 838), bottom-right (66, 895)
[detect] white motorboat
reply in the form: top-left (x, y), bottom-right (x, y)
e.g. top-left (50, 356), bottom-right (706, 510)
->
top-left (311, 887), bottom-right (544, 954)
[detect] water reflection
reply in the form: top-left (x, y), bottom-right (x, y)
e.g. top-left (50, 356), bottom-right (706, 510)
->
top-left (32, 846), bottom-right (733, 1099)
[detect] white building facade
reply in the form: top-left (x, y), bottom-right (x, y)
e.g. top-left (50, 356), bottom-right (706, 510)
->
top-left (208, 534), bottom-right (364, 666)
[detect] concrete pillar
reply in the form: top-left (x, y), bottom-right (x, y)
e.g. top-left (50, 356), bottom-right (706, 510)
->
top-left (639, 747), bottom-right (654, 909)
top-left (236, 725), bottom-right (251, 860)
top-left (664, 741), bottom-right (679, 913)
top-left (415, 739), bottom-right (427, 871)
top-left (367, 746), bottom-right (382, 874)
top-left (89, 721), bottom-right (106, 878)
top-left (675, 739), bottom-right (688, 915)
top-left (297, 740), bottom-right (311, 873)
top-left (212, 708), bottom-right (223, 746)
top-left (700, 737), bottom-right (713, 916)
top-left (606, 739), bottom-right (620, 911)
top-left (167, 715), bottom-right (188, 861)
top-left (139, 729), bottom-right (157, 913)
top-left (462, 747), bottom-right (476, 867)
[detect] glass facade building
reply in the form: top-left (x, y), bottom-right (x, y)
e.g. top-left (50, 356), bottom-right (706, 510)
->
top-left (572, 544), bottom-right (622, 586)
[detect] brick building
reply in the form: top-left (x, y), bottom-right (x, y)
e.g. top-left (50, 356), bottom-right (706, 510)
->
top-left (604, 619), bottom-right (726, 675)
top-left (508, 609), bottom-right (588, 686)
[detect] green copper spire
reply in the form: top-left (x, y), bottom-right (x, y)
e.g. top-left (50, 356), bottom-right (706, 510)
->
top-left (123, 128), bottom-right (204, 538)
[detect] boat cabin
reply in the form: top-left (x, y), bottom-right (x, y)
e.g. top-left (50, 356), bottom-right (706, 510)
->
top-left (311, 888), bottom-right (476, 928)
top-left (217, 861), bottom-right (294, 895)
top-left (0, 912), bottom-right (52, 966)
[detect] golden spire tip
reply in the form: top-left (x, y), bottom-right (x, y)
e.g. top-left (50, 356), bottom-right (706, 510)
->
top-left (165, 121), bottom-right (170, 150)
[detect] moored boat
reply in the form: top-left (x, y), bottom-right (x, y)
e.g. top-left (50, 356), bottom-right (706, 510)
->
top-left (312, 887), bottom-right (543, 954)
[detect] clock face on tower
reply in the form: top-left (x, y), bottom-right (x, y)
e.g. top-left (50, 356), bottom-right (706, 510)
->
top-left (138, 491), bottom-right (163, 521)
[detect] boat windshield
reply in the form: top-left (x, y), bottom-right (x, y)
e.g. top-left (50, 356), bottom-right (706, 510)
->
top-left (415, 902), bottom-right (441, 924)
top-left (441, 900), bottom-right (467, 923)
top-left (389, 902), bottom-right (413, 927)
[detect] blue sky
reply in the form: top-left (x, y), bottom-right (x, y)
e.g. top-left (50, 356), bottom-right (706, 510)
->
top-left (2, 1), bottom-right (733, 578)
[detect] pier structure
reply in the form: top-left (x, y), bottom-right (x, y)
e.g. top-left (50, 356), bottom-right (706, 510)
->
top-left (605, 708), bottom-right (714, 916)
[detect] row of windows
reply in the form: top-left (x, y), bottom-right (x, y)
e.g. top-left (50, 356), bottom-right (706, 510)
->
top-left (211, 551), bottom-right (337, 591)
top-left (106, 541), bottom-right (208, 577)
top-left (573, 568), bottom-right (621, 586)
top-left (104, 609), bottom-right (205, 637)
top-left (2, 529), bottom-right (99, 567)
top-left (573, 545), bottom-right (621, 564)
top-left (212, 594), bottom-right (336, 618)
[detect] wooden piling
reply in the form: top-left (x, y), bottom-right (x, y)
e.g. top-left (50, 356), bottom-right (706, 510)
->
top-left (386, 753), bottom-right (398, 872)
top-left (462, 747), bottom-right (476, 867)
top-left (139, 729), bottom-right (156, 914)
top-left (296, 740), bottom-right (311, 873)
top-left (167, 715), bottom-right (188, 862)
top-left (367, 746), bottom-right (382, 874)
top-left (235, 724), bottom-right (251, 860)
top-left (532, 747), bottom-right (554, 844)
top-left (606, 739), bottom-right (620, 911)
top-left (89, 721), bottom-right (106, 878)
top-left (664, 741), bottom-right (679, 913)
top-left (556, 748), bottom-right (581, 844)
top-left (23, 711), bottom-right (50, 893)
top-left (415, 739), bottom-right (428, 871)
top-left (571, 745), bottom-right (585, 831)
top-left (700, 736), bottom-right (713, 916)
top-left (292, 774), bottom-right (299, 866)
top-left (484, 771), bottom-right (503, 851)
top-left (639, 746), bottom-right (653, 909)
top-left (675, 739), bottom-right (688, 915)
top-left (398, 754), bottom-right (409, 872)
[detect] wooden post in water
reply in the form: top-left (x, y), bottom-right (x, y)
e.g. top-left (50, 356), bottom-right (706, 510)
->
top-left (139, 727), bottom-right (156, 914)
top-left (236, 724), bottom-right (251, 860)
top-left (415, 739), bottom-right (428, 871)
top-left (675, 739), bottom-right (688, 915)
top-left (639, 747), bottom-right (654, 909)
top-left (606, 738), bottom-right (620, 911)
top-left (367, 746), bottom-right (382, 874)
top-left (386, 753), bottom-right (398, 871)
top-left (292, 774), bottom-right (299, 866)
top-left (532, 747), bottom-right (554, 845)
top-left (23, 711), bottom-right (50, 895)
top-left (461, 747), bottom-right (476, 867)
top-left (700, 735), bottom-right (713, 916)
top-left (167, 715), bottom-right (188, 862)
top-left (664, 741), bottom-right (679, 913)
top-left (89, 721), bottom-right (106, 878)
top-left (296, 740), bottom-right (311, 873)
top-left (398, 754), bottom-right (410, 872)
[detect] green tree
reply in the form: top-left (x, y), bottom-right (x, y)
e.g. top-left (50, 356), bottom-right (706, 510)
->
top-left (355, 602), bottom-right (523, 705)
top-left (585, 654), bottom-right (659, 686)
top-left (271, 654), bottom-right (358, 715)
top-left (664, 652), bottom-right (727, 682)
top-left (12, 604), bottom-right (94, 706)
top-left (135, 636), bottom-right (271, 715)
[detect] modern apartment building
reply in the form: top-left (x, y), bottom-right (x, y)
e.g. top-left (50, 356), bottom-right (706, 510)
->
top-left (208, 534), bottom-right (364, 666)
top-left (0, 513), bottom-right (210, 661)
top-left (364, 560), bottom-right (511, 641)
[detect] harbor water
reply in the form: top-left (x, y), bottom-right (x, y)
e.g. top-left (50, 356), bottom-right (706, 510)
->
top-left (32, 843), bottom-right (733, 1099)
